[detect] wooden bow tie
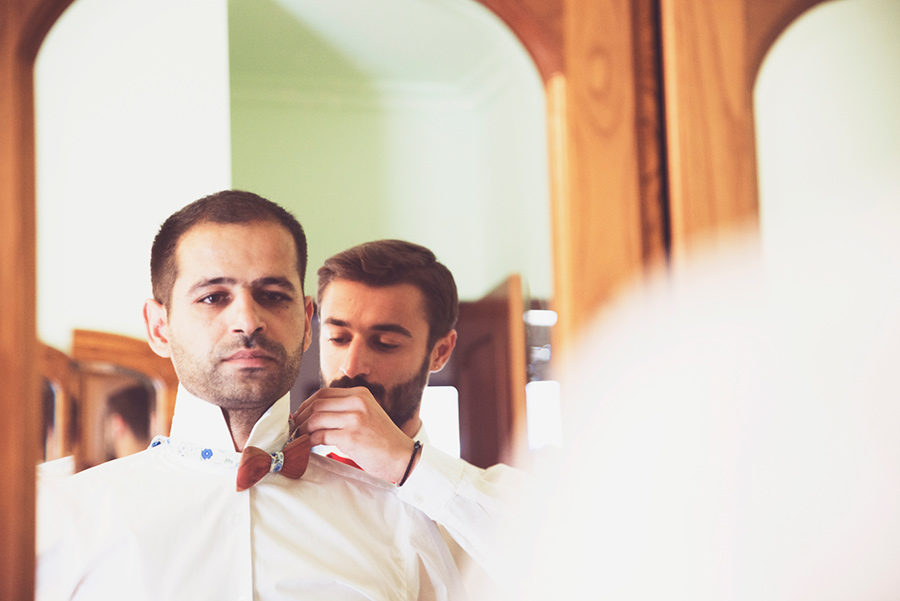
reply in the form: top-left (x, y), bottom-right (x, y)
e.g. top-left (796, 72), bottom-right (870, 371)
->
top-left (235, 432), bottom-right (311, 491)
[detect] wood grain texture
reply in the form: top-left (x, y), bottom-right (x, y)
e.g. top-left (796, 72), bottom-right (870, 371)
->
top-left (0, 2), bottom-right (73, 599)
top-left (660, 0), bottom-right (760, 263)
top-left (660, 0), bottom-right (830, 265)
top-left (551, 0), bottom-right (647, 359)
top-left (483, 0), bottom-right (668, 360)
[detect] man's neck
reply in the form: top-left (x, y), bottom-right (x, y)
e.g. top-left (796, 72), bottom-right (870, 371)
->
top-left (221, 407), bottom-right (267, 451)
top-left (400, 415), bottom-right (422, 439)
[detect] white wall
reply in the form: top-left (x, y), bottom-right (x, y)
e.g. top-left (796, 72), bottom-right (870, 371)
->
top-left (35, 0), bottom-right (232, 351)
top-left (755, 0), bottom-right (900, 254)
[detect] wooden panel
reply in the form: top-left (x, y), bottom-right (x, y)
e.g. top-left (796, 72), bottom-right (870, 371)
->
top-left (453, 275), bottom-right (527, 467)
top-left (550, 0), bottom-right (649, 360)
top-left (0, 1), bottom-right (74, 599)
top-left (660, 0), bottom-right (760, 263)
top-left (71, 329), bottom-right (179, 437)
top-left (659, 0), bottom-right (829, 264)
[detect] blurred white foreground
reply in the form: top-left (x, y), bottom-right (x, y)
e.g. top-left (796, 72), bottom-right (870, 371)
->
top-left (492, 204), bottom-right (900, 601)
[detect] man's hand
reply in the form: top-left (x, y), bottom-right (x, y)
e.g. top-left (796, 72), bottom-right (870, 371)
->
top-left (293, 386), bottom-right (418, 483)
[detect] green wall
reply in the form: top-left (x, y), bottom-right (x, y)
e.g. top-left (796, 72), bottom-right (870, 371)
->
top-left (228, 0), bottom-right (552, 302)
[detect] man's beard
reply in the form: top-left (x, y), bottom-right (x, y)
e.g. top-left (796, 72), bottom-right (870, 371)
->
top-left (173, 331), bottom-right (304, 411)
top-left (328, 355), bottom-right (431, 429)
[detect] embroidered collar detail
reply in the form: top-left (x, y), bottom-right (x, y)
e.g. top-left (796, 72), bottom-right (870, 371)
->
top-left (155, 385), bottom-right (294, 471)
top-left (149, 435), bottom-right (240, 469)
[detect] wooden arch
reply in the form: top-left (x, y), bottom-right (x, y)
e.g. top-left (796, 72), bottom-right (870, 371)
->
top-left (1, 0), bottom-right (827, 597)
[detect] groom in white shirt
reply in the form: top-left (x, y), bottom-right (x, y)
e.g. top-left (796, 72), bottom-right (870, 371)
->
top-left (36, 190), bottom-right (463, 601)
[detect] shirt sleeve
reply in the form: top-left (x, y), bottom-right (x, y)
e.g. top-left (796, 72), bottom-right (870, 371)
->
top-left (394, 443), bottom-right (528, 584)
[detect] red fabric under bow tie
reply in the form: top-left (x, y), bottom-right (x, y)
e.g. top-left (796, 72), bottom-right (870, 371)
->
top-left (235, 432), bottom-right (311, 491)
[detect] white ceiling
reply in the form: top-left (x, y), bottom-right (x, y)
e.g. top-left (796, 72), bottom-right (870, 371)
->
top-left (229, 0), bottom-right (522, 92)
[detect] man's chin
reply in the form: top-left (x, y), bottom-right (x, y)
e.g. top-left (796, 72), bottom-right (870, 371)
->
top-left (207, 376), bottom-right (290, 408)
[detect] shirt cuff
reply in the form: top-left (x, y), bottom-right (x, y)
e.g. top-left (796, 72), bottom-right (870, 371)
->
top-left (394, 443), bottom-right (466, 519)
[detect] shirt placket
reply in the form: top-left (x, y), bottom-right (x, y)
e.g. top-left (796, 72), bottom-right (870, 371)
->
top-left (232, 487), bottom-right (255, 601)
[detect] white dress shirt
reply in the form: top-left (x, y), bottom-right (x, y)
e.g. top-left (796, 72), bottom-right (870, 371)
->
top-left (374, 426), bottom-right (528, 595)
top-left (36, 386), bottom-right (464, 601)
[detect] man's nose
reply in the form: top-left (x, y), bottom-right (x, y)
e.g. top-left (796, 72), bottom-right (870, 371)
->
top-left (230, 290), bottom-right (265, 336)
top-left (340, 338), bottom-right (370, 379)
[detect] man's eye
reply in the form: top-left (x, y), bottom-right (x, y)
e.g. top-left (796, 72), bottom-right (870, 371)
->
top-left (327, 336), bottom-right (349, 345)
top-left (256, 290), bottom-right (292, 305)
top-left (373, 339), bottom-right (400, 351)
top-left (198, 293), bottom-right (228, 305)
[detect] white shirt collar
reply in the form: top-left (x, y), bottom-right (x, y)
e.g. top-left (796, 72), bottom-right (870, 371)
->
top-left (168, 384), bottom-right (291, 453)
top-left (410, 421), bottom-right (430, 444)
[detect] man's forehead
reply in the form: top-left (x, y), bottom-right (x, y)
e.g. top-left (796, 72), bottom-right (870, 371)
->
top-left (173, 221), bottom-right (301, 288)
top-left (321, 280), bottom-right (428, 329)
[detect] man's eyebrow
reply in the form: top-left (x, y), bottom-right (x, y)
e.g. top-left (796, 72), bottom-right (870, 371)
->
top-left (323, 317), bottom-right (413, 338)
top-left (372, 324), bottom-right (413, 338)
top-left (187, 276), bottom-right (298, 295)
top-left (187, 277), bottom-right (236, 295)
top-left (252, 276), bottom-right (298, 292)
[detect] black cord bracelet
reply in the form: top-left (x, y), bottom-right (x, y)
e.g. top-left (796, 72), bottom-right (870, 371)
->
top-left (398, 440), bottom-right (422, 487)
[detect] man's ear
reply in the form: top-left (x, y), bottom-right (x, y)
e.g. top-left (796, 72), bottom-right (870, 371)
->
top-left (428, 329), bottom-right (457, 373)
top-left (143, 298), bottom-right (172, 358)
top-left (302, 296), bottom-right (314, 352)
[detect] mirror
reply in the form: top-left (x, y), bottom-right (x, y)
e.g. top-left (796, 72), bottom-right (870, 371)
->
top-left (35, 0), bottom-right (552, 353)
top-left (754, 0), bottom-right (900, 250)
top-left (34, 0), bottom-right (553, 469)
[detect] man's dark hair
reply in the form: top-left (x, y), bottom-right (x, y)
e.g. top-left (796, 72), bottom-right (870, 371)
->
top-left (106, 384), bottom-right (154, 441)
top-left (150, 190), bottom-right (308, 306)
top-left (317, 240), bottom-right (458, 348)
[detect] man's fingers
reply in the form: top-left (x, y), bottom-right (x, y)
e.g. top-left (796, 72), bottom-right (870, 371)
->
top-left (297, 410), bottom-right (362, 435)
top-left (307, 428), bottom-right (344, 449)
top-left (293, 387), bottom-right (378, 425)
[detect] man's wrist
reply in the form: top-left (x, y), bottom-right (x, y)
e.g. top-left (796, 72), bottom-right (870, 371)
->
top-left (397, 440), bottom-right (422, 486)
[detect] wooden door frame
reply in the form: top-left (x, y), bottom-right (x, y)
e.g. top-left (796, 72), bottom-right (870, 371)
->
top-left (1, 0), bottom-right (828, 598)
top-left (1, 2), bottom-right (77, 598)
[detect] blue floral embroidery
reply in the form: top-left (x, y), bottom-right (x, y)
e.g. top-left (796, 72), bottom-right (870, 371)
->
top-left (147, 436), bottom-right (242, 469)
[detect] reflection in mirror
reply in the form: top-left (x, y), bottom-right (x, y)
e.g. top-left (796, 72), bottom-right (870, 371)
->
top-left (40, 379), bottom-right (58, 462)
top-left (35, 0), bottom-right (550, 350)
top-left (35, 0), bottom-right (552, 466)
top-left (37, 342), bottom-right (77, 465)
top-left (74, 364), bottom-right (156, 470)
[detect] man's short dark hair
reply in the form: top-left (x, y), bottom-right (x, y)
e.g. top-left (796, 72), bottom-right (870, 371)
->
top-left (150, 190), bottom-right (308, 306)
top-left (106, 384), bottom-right (154, 441)
top-left (317, 240), bottom-right (458, 348)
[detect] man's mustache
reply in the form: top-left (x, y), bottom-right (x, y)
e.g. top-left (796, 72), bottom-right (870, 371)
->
top-left (329, 375), bottom-right (386, 402)
top-left (219, 332), bottom-right (286, 361)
